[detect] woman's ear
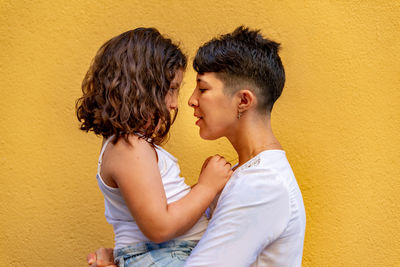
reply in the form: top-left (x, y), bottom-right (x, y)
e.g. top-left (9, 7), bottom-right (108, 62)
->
top-left (236, 89), bottom-right (256, 112)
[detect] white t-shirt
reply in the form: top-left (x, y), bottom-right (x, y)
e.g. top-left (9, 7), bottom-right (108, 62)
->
top-left (96, 137), bottom-right (208, 250)
top-left (184, 150), bottom-right (306, 267)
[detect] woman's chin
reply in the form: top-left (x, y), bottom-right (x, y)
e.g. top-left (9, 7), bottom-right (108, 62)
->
top-left (199, 130), bottom-right (219, 141)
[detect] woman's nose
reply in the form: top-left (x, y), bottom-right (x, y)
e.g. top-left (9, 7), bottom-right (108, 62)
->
top-left (188, 91), bottom-right (198, 107)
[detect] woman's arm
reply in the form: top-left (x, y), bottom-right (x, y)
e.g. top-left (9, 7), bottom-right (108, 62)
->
top-left (106, 135), bottom-right (232, 243)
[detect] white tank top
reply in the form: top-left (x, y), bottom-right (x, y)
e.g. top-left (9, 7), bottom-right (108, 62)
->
top-left (96, 136), bottom-right (208, 249)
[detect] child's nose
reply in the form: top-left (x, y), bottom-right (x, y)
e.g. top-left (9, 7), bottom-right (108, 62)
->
top-left (170, 101), bottom-right (178, 110)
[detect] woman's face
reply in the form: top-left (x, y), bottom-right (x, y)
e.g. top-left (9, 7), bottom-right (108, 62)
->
top-left (188, 72), bottom-right (238, 140)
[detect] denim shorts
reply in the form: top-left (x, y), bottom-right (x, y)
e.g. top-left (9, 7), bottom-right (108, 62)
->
top-left (114, 240), bottom-right (198, 267)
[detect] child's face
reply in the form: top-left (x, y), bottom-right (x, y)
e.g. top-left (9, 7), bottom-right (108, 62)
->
top-left (165, 68), bottom-right (184, 111)
top-left (188, 72), bottom-right (238, 140)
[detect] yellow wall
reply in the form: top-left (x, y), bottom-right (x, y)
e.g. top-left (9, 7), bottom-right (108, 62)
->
top-left (1, 1), bottom-right (399, 266)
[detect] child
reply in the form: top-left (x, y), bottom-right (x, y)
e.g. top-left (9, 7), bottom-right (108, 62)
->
top-left (76, 28), bottom-right (232, 267)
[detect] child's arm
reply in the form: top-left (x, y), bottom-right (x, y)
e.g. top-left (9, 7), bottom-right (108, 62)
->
top-left (105, 135), bottom-right (232, 243)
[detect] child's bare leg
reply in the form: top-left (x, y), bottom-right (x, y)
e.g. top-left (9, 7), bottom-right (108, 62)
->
top-left (87, 248), bottom-right (116, 267)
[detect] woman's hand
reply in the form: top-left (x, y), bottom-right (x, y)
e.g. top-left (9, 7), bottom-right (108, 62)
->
top-left (87, 248), bottom-right (116, 267)
top-left (198, 155), bottom-right (233, 194)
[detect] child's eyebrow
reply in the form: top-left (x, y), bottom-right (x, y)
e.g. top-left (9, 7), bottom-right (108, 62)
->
top-left (171, 81), bottom-right (183, 88)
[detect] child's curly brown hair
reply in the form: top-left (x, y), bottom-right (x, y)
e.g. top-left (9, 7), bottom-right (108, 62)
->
top-left (76, 28), bottom-right (187, 145)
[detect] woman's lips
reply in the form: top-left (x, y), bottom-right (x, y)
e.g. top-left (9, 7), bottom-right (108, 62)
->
top-left (195, 117), bottom-right (203, 125)
top-left (194, 114), bottom-right (203, 126)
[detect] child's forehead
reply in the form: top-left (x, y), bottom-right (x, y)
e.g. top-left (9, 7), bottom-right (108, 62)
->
top-left (171, 70), bottom-right (184, 83)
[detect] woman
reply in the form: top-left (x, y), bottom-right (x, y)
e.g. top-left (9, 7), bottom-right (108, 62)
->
top-left (183, 26), bottom-right (306, 266)
top-left (89, 26), bottom-right (306, 267)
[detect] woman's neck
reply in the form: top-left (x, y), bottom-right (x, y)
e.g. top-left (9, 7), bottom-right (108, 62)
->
top-left (227, 113), bottom-right (282, 168)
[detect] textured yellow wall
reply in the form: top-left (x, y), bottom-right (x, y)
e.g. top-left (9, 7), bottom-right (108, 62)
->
top-left (1, 1), bottom-right (399, 266)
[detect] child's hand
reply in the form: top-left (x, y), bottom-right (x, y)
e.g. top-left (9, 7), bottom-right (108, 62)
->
top-left (200, 156), bottom-right (213, 174)
top-left (198, 155), bottom-right (233, 194)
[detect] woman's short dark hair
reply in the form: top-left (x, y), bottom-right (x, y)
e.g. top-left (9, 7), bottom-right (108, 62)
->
top-left (76, 28), bottom-right (187, 145)
top-left (193, 26), bottom-right (285, 112)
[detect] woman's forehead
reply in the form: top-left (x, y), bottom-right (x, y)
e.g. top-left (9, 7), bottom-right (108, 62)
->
top-left (196, 73), bottom-right (223, 87)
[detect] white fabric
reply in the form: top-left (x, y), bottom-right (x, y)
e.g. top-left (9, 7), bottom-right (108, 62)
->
top-left (96, 136), bottom-right (208, 250)
top-left (184, 150), bottom-right (306, 267)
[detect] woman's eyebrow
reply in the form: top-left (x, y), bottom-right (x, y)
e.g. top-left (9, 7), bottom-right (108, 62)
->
top-left (196, 78), bottom-right (209, 86)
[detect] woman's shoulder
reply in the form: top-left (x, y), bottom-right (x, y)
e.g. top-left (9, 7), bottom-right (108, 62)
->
top-left (227, 151), bottom-right (290, 188)
top-left (218, 166), bottom-right (290, 213)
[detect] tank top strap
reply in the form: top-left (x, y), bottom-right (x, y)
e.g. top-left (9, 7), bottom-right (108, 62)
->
top-left (98, 135), bottom-right (115, 174)
top-left (133, 132), bottom-right (153, 143)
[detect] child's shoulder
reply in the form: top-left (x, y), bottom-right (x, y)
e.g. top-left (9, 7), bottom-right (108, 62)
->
top-left (112, 134), bottom-right (154, 154)
top-left (105, 134), bottom-right (158, 173)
